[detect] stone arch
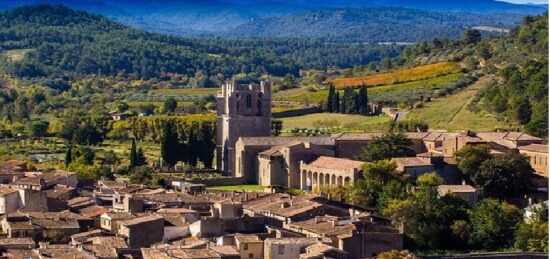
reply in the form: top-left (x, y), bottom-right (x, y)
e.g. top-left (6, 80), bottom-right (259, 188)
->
top-left (344, 177), bottom-right (351, 185)
top-left (337, 176), bottom-right (343, 186)
top-left (324, 174), bottom-right (330, 187)
top-left (312, 172), bottom-right (318, 187)
top-left (331, 175), bottom-right (336, 186)
top-left (319, 173), bottom-right (324, 186)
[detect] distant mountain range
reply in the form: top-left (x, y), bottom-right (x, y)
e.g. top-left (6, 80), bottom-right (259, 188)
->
top-left (1, 0), bottom-right (546, 42)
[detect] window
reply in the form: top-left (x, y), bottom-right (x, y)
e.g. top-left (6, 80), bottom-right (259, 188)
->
top-left (243, 243), bottom-right (248, 250)
top-left (249, 253), bottom-right (253, 258)
top-left (278, 245), bottom-right (284, 254)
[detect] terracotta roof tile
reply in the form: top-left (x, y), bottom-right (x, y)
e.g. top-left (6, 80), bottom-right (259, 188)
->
top-left (518, 144), bottom-right (548, 153)
top-left (306, 156), bottom-right (364, 171)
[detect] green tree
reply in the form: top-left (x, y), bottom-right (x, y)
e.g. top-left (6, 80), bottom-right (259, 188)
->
top-left (463, 29), bottom-right (482, 44)
top-left (359, 133), bottom-right (415, 162)
top-left (515, 203), bottom-right (548, 252)
top-left (64, 146), bottom-right (72, 169)
top-left (164, 97), bottom-right (177, 113)
top-left (332, 90), bottom-right (340, 113)
top-left (326, 84), bottom-right (335, 112)
top-left (271, 120), bottom-right (283, 136)
top-left (197, 122), bottom-right (215, 168)
top-left (455, 145), bottom-right (492, 181)
top-left (29, 120), bottom-right (49, 138)
top-left (129, 166), bottom-right (152, 184)
top-left (136, 147), bottom-right (147, 166)
top-left (160, 122), bottom-right (180, 168)
top-left (477, 151), bottom-right (533, 199)
top-left (129, 138), bottom-right (138, 168)
top-left (469, 199), bottom-right (522, 249)
top-left (384, 173), bottom-right (469, 249)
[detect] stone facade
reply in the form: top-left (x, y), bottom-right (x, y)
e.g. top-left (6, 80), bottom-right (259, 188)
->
top-left (216, 81), bottom-right (272, 176)
top-left (258, 141), bottom-right (335, 189)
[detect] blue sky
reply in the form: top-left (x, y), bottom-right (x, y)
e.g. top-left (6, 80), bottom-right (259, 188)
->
top-left (500, 0), bottom-right (548, 4)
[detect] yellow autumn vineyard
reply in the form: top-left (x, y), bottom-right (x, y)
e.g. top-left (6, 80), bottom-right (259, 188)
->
top-left (330, 62), bottom-right (461, 88)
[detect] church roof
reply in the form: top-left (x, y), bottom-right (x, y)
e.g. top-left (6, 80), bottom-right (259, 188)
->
top-left (306, 156), bottom-right (364, 171)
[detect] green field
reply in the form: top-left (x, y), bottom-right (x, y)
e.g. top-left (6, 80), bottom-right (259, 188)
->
top-left (279, 113), bottom-right (392, 131)
top-left (405, 76), bottom-right (516, 131)
top-left (207, 185), bottom-right (265, 191)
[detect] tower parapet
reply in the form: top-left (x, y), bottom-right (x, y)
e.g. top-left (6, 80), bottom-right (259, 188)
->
top-left (216, 81), bottom-right (272, 175)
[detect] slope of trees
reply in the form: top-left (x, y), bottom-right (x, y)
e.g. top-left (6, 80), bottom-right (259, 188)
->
top-left (0, 5), bottom-right (400, 83)
top-left (397, 13), bottom-right (548, 137)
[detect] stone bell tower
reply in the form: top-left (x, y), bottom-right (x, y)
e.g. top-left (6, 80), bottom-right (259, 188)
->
top-left (216, 81), bottom-right (272, 176)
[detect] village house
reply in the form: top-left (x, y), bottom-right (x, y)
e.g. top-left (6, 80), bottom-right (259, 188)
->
top-left (0, 186), bottom-right (20, 214)
top-left (100, 212), bottom-right (137, 233)
top-left (0, 160), bottom-right (28, 184)
top-left (518, 144), bottom-right (548, 177)
top-left (234, 234), bottom-right (264, 259)
top-left (263, 237), bottom-right (332, 259)
top-left (299, 242), bottom-right (347, 259)
top-left (286, 215), bottom-right (403, 258)
top-left (117, 214), bottom-right (164, 248)
top-left (392, 157), bottom-right (435, 181)
top-left (0, 237), bottom-right (35, 251)
top-left (438, 184), bottom-right (483, 207)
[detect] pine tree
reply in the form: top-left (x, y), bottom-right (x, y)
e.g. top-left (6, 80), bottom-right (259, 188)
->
top-left (129, 138), bottom-right (137, 168)
top-left (160, 122), bottom-right (180, 168)
top-left (65, 146), bottom-right (72, 169)
top-left (326, 84), bottom-right (334, 112)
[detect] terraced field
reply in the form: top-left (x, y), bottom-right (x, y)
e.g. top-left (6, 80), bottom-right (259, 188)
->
top-left (330, 62), bottom-right (461, 88)
top-left (274, 73), bottom-right (464, 105)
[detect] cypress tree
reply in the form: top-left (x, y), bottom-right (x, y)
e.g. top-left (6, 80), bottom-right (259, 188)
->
top-left (358, 84), bottom-right (370, 115)
top-left (136, 147), bottom-right (147, 166)
top-left (326, 84), bottom-right (334, 112)
top-left (187, 129), bottom-right (198, 167)
top-left (197, 122), bottom-right (215, 168)
top-left (65, 146), bottom-right (72, 169)
top-left (333, 91), bottom-right (340, 113)
top-left (129, 138), bottom-right (137, 168)
top-left (160, 122), bottom-right (180, 168)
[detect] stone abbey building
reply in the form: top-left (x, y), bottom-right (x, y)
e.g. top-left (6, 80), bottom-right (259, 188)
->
top-left (217, 81), bottom-right (546, 191)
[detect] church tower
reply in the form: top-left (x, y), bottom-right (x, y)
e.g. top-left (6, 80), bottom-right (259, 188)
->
top-left (216, 81), bottom-right (272, 176)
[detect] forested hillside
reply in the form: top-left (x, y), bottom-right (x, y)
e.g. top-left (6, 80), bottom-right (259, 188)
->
top-left (225, 8), bottom-right (523, 42)
top-left (0, 5), bottom-right (399, 84)
top-left (401, 14), bottom-right (548, 137)
top-left (3, 0), bottom-right (544, 40)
